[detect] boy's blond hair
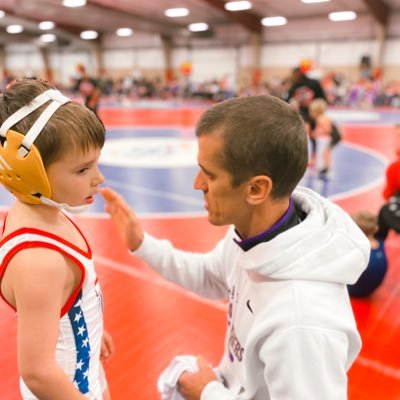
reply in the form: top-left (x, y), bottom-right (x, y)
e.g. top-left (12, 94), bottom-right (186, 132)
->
top-left (309, 98), bottom-right (327, 115)
top-left (352, 211), bottom-right (377, 236)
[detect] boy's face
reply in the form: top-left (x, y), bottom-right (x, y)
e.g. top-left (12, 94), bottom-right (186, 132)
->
top-left (46, 146), bottom-right (104, 207)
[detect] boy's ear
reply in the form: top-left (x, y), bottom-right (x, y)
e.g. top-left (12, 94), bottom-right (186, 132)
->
top-left (247, 175), bottom-right (272, 205)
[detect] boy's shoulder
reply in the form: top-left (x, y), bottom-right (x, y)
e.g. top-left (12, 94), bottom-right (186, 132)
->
top-left (2, 204), bottom-right (52, 237)
top-left (2, 204), bottom-right (86, 251)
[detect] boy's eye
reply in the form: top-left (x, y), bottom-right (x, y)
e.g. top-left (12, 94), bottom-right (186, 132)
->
top-left (78, 167), bottom-right (89, 174)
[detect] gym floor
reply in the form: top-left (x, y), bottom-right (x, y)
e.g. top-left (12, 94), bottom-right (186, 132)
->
top-left (0, 100), bottom-right (399, 399)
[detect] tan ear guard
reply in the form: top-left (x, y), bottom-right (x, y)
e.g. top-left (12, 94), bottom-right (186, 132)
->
top-left (0, 89), bottom-right (70, 204)
top-left (0, 130), bottom-right (51, 204)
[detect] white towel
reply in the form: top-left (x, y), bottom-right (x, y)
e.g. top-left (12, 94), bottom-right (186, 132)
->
top-left (157, 355), bottom-right (199, 400)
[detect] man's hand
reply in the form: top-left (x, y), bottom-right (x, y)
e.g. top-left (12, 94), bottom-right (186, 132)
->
top-left (101, 187), bottom-right (144, 251)
top-left (178, 356), bottom-right (218, 400)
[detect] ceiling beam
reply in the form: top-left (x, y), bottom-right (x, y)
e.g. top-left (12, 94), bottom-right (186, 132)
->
top-left (0, 5), bottom-right (83, 37)
top-left (362, 0), bottom-right (389, 26)
top-left (86, 0), bottom-right (181, 35)
top-left (199, 0), bottom-right (262, 33)
top-left (3, 0), bottom-right (181, 39)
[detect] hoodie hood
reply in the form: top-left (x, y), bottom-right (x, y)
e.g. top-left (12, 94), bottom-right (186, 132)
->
top-left (236, 187), bottom-right (370, 285)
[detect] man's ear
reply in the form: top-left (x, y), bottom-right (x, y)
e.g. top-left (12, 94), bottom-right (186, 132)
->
top-left (247, 175), bottom-right (272, 205)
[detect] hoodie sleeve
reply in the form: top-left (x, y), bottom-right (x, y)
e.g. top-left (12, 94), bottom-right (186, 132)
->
top-left (132, 232), bottom-right (230, 300)
top-left (201, 381), bottom-right (244, 400)
top-left (259, 326), bottom-right (349, 400)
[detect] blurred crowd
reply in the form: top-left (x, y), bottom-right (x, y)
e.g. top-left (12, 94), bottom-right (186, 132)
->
top-left (65, 69), bottom-right (400, 109)
top-left (2, 65), bottom-right (399, 109)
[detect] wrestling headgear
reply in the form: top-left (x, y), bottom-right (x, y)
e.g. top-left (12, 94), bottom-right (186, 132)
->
top-left (0, 89), bottom-right (70, 204)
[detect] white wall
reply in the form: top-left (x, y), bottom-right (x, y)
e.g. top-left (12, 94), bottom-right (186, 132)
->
top-left (384, 39), bottom-right (400, 64)
top-left (5, 43), bottom-right (43, 76)
top-left (104, 48), bottom-right (164, 70)
top-left (260, 43), bottom-right (318, 67)
top-left (173, 47), bottom-right (237, 84)
top-left (318, 41), bottom-right (379, 67)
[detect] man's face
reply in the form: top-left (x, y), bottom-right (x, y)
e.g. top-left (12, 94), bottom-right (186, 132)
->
top-left (193, 134), bottom-right (250, 231)
top-left (292, 70), bottom-right (303, 84)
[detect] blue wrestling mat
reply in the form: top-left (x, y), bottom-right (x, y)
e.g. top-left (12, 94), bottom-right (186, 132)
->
top-left (0, 108), bottom-right (393, 215)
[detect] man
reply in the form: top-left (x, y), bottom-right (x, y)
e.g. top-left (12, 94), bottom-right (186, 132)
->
top-left (101, 95), bottom-right (369, 399)
top-left (286, 67), bottom-right (327, 166)
top-left (74, 64), bottom-right (102, 119)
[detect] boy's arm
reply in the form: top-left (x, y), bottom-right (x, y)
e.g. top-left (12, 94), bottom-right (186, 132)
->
top-left (87, 86), bottom-right (102, 109)
top-left (315, 115), bottom-right (332, 136)
top-left (101, 330), bottom-right (115, 362)
top-left (10, 248), bottom-right (88, 400)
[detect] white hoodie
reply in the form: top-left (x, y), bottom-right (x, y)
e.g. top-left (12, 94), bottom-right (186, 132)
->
top-left (134, 187), bottom-right (370, 400)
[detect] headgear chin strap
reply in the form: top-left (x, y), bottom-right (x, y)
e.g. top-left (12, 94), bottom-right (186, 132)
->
top-left (0, 89), bottom-right (70, 206)
top-left (40, 196), bottom-right (91, 214)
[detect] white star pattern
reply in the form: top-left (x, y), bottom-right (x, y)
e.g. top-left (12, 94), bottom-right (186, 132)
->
top-left (76, 359), bottom-right (84, 370)
top-left (68, 286), bottom-right (94, 394)
top-left (78, 326), bottom-right (86, 336)
top-left (74, 311), bottom-right (82, 323)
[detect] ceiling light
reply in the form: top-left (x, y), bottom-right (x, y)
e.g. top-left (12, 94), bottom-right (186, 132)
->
top-left (261, 16), bottom-right (287, 26)
top-left (63, 0), bottom-right (86, 7)
top-left (188, 22), bottom-right (209, 32)
top-left (40, 33), bottom-right (56, 43)
top-left (164, 8), bottom-right (189, 17)
top-left (302, 0), bottom-right (330, 3)
top-left (39, 21), bottom-right (55, 30)
top-left (80, 30), bottom-right (98, 40)
top-left (329, 11), bottom-right (357, 21)
top-left (0, 10), bottom-right (5, 18)
top-left (224, 1), bottom-right (252, 11)
top-left (6, 24), bottom-right (24, 34)
top-left (116, 28), bottom-right (133, 37)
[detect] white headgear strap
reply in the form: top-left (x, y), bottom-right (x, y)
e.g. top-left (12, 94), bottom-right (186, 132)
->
top-left (0, 89), bottom-right (70, 156)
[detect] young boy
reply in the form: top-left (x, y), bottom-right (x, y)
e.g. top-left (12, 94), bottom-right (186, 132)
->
top-left (0, 78), bottom-right (113, 399)
top-left (308, 98), bottom-right (341, 179)
top-left (348, 211), bottom-right (388, 297)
